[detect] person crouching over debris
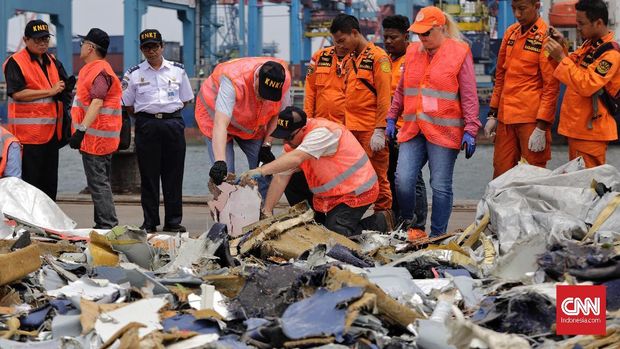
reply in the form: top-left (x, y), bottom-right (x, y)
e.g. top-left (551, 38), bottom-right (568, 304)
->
top-left (239, 106), bottom-right (378, 237)
top-left (0, 126), bottom-right (22, 178)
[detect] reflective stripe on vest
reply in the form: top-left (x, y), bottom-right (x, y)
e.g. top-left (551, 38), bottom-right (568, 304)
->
top-left (72, 99), bottom-right (122, 116)
top-left (404, 87), bottom-right (460, 101)
top-left (72, 123), bottom-right (120, 138)
top-left (197, 88), bottom-right (255, 135)
top-left (402, 113), bottom-right (465, 127)
top-left (310, 154), bottom-right (371, 194)
top-left (7, 117), bottom-right (57, 125)
top-left (354, 173), bottom-right (378, 195)
top-left (8, 97), bottom-right (56, 104)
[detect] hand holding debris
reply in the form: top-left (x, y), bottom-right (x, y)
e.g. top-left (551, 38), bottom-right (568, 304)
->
top-left (239, 168), bottom-right (263, 182)
top-left (209, 160), bottom-right (228, 185)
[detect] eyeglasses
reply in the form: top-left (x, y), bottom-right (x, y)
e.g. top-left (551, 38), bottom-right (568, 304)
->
top-left (80, 40), bottom-right (98, 49)
top-left (141, 44), bottom-right (161, 52)
top-left (419, 27), bottom-right (435, 37)
top-left (32, 36), bottom-right (51, 44)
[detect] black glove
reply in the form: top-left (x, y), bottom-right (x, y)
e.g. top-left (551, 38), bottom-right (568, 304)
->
top-left (69, 130), bottom-right (85, 149)
top-left (209, 161), bottom-right (227, 185)
top-left (259, 145), bottom-right (276, 165)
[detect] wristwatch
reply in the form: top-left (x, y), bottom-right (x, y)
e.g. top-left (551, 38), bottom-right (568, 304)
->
top-left (76, 124), bottom-right (87, 132)
top-left (262, 142), bottom-right (272, 147)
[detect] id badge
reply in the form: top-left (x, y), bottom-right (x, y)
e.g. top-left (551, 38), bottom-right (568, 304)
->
top-left (422, 95), bottom-right (438, 113)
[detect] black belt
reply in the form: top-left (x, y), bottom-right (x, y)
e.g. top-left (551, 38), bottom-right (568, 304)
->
top-left (136, 110), bottom-right (182, 119)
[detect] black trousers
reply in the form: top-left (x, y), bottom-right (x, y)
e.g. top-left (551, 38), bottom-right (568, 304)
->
top-left (22, 137), bottom-right (59, 201)
top-left (284, 172), bottom-right (369, 236)
top-left (135, 116), bottom-right (186, 228)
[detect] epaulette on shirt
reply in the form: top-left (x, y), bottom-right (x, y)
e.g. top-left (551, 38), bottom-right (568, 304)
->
top-left (126, 64), bottom-right (140, 74)
top-left (173, 62), bottom-right (185, 69)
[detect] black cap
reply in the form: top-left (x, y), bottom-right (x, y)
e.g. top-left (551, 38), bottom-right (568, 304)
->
top-left (271, 106), bottom-right (307, 139)
top-left (140, 29), bottom-right (163, 46)
top-left (258, 61), bottom-right (286, 102)
top-left (24, 20), bottom-right (53, 39)
top-left (79, 28), bottom-right (110, 52)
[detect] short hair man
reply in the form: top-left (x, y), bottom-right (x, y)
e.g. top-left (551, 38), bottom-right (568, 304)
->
top-left (545, 0), bottom-right (619, 168)
top-left (70, 28), bottom-right (122, 229)
top-left (330, 14), bottom-right (393, 220)
top-left (486, 0), bottom-right (560, 178)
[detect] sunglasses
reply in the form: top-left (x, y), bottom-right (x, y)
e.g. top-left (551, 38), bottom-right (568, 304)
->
top-left (419, 27), bottom-right (435, 37)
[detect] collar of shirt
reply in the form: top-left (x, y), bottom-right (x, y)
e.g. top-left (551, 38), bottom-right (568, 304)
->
top-left (139, 57), bottom-right (171, 72)
top-left (25, 48), bottom-right (51, 65)
top-left (512, 17), bottom-right (545, 40)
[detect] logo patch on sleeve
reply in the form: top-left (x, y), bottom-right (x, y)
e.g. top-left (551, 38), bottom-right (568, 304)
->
top-left (595, 60), bottom-right (612, 76)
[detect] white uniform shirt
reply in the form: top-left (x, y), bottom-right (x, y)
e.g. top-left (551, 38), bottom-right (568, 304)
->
top-left (122, 58), bottom-right (194, 114)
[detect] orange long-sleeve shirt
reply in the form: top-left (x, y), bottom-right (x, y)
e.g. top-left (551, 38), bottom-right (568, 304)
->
top-left (343, 42), bottom-right (392, 131)
top-left (554, 31), bottom-right (620, 141)
top-left (390, 52), bottom-right (406, 129)
top-left (490, 17), bottom-right (560, 124)
top-left (304, 47), bottom-right (345, 124)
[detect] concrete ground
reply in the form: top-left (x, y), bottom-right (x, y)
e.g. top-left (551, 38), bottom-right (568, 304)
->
top-left (57, 194), bottom-right (478, 236)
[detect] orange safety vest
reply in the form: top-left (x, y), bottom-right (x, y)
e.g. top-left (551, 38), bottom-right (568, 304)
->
top-left (71, 59), bottom-right (122, 155)
top-left (304, 47), bottom-right (345, 124)
top-left (390, 53), bottom-right (406, 129)
top-left (287, 118), bottom-right (378, 213)
top-left (3, 49), bottom-right (61, 145)
top-left (0, 126), bottom-right (20, 176)
top-left (400, 39), bottom-right (469, 149)
top-left (195, 57), bottom-right (291, 140)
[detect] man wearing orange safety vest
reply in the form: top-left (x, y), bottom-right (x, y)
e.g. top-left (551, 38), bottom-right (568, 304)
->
top-left (330, 14), bottom-right (393, 218)
top-left (304, 46), bottom-right (346, 123)
top-left (0, 126), bottom-right (22, 178)
top-left (382, 14), bottom-right (428, 232)
top-left (195, 58), bottom-right (291, 197)
top-left (546, 0), bottom-right (619, 168)
top-left (70, 28), bottom-right (122, 229)
top-left (240, 106), bottom-right (378, 237)
top-left (485, 0), bottom-right (560, 178)
top-left (3, 20), bottom-right (69, 200)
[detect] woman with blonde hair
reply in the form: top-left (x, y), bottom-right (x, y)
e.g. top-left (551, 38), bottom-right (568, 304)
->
top-left (385, 6), bottom-right (481, 239)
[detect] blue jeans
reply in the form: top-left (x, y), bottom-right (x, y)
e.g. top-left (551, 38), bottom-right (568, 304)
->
top-left (395, 135), bottom-right (458, 236)
top-left (204, 137), bottom-right (270, 198)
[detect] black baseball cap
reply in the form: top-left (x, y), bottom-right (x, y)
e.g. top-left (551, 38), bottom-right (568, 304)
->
top-left (25, 20), bottom-right (53, 39)
top-left (271, 106), bottom-right (307, 139)
top-left (78, 28), bottom-right (110, 52)
top-left (258, 61), bottom-right (286, 101)
top-left (140, 29), bottom-right (163, 46)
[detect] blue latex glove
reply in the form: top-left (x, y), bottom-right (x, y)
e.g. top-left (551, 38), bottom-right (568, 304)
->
top-left (386, 119), bottom-right (396, 140)
top-left (460, 132), bottom-right (476, 159)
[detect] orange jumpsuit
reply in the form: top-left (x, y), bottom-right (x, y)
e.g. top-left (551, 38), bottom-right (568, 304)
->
top-left (490, 18), bottom-right (560, 178)
top-left (343, 42), bottom-right (392, 211)
top-left (304, 47), bottom-right (345, 124)
top-left (554, 31), bottom-right (620, 168)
